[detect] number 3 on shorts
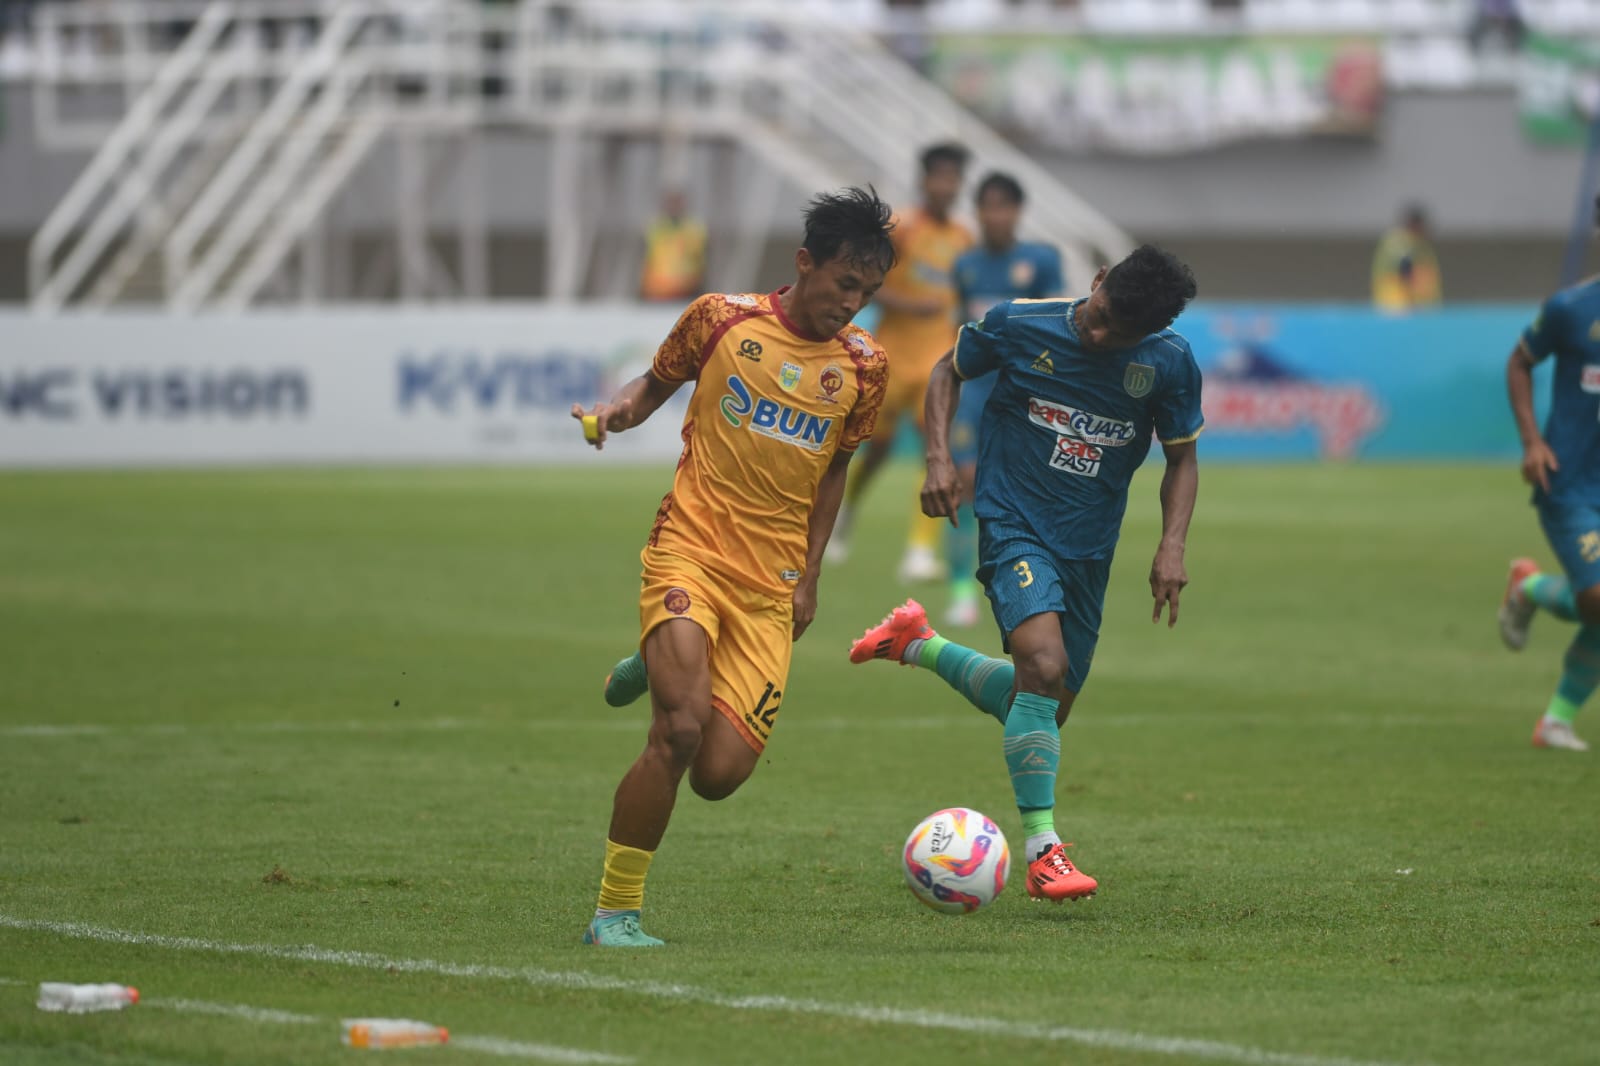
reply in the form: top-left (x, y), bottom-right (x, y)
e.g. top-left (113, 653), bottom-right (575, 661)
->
top-left (1013, 561), bottom-right (1035, 588)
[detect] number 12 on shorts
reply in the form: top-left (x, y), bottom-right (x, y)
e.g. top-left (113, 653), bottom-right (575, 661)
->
top-left (754, 682), bottom-right (782, 727)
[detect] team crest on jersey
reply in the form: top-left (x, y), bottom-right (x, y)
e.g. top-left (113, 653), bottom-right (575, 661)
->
top-left (720, 375), bottom-right (833, 451)
top-left (664, 588), bottom-right (691, 615)
top-left (1123, 363), bottom-right (1155, 398)
top-left (1588, 320), bottom-right (1600, 341)
top-left (1010, 260), bottom-right (1036, 288)
top-left (817, 365), bottom-right (844, 403)
top-left (1582, 365), bottom-right (1600, 393)
top-left (780, 362), bottom-right (803, 392)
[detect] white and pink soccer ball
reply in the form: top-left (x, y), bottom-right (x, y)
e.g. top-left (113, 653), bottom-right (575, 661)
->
top-left (902, 807), bottom-right (1010, 914)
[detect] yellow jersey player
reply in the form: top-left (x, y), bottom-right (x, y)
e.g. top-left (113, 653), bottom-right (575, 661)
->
top-left (570, 188), bottom-right (894, 946)
top-left (828, 143), bottom-right (972, 582)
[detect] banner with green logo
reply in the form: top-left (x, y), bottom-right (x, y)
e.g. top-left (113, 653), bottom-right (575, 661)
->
top-left (1519, 34), bottom-right (1600, 146)
top-left (925, 35), bottom-right (1383, 155)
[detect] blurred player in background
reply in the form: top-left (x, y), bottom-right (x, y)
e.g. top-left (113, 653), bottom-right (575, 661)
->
top-left (571, 188), bottom-right (893, 946)
top-left (1371, 203), bottom-right (1442, 314)
top-left (827, 143), bottom-right (971, 581)
top-left (640, 188), bottom-right (707, 303)
top-left (851, 246), bottom-right (1201, 902)
top-left (944, 172), bottom-right (1065, 627)
top-left (1497, 206), bottom-right (1600, 752)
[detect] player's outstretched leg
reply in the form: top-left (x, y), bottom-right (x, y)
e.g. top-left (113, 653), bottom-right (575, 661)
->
top-left (1532, 624), bottom-right (1599, 752)
top-left (604, 653), bottom-right (649, 707)
top-left (849, 599), bottom-right (1014, 723)
top-left (1498, 557), bottom-right (1541, 650)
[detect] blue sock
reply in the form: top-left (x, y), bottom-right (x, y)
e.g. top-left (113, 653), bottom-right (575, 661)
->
top-left (1523, 574), bottom-right (1579, 622)
top-left (1003, 691), bottom-right (1060, 825)
top-left (913, 636), bottom-right (1015, 723)
top-left (1552, 625), bottom-right (1600, 722)
top-left (947, 503), bottom-right (978, 589)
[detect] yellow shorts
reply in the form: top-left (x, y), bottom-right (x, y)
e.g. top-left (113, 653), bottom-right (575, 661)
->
top-left (638, 548), bottom-right (793, 753)
top-left (875, 352), bottom-right (940, 439)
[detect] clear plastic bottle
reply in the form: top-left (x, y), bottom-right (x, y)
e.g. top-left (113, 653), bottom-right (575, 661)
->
top-left (36, 983), bottom-right (140, 1013)
top-left (341, 1018), bottom-right (450, 1049)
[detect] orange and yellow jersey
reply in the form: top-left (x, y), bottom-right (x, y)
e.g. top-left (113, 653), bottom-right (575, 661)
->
top-left (646, 290), bottom-right (889, 599)
top-left (874, 208), bottom-right (974, 375)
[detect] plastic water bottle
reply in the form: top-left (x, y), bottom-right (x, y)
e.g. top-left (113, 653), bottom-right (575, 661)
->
top-left (36, 983), bottom-right (140, 1013)
top-left (341, 1018), bottom-right (450, 1049)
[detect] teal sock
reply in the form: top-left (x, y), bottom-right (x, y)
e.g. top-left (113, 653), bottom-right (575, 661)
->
top-left (1548, 625), bottom-right (1600, 724)
top-left (947, 504), bottom-right (978, 589)
top-left (1522, 574), bottom-right (1579, 622)
top-left (912, 636), bottom-right (1015, 723)
top-left (1003, 691), bottom-right (1060, 827)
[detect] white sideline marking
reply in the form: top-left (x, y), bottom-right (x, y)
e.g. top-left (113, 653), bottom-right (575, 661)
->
top-left (129, 992), bottom-right (630, 1063)
top-left (0, 915), bottom-right (1421, 1066)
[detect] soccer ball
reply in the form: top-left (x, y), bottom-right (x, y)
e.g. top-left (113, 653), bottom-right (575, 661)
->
top-left (902, 807), bottom-right (1010, 914)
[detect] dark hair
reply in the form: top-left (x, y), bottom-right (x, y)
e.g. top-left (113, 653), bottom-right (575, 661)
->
top-left (1402, 203), bottom-right (1429, 229)
top-left (802, 186), bottom-right (897, 274)
top-left (920, 142), bottom-right (970, 176)
top-left (1100, 244), bottom-right (1197, 336)
top-left (975, 171), bottom-right (1024, 206)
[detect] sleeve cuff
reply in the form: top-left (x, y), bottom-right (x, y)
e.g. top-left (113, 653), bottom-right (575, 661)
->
top-left (1158, 424), bottom-right (1205, 446)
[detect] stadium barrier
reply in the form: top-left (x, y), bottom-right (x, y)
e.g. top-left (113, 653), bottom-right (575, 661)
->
top-left (0, 304), bottom-right (1548, 468)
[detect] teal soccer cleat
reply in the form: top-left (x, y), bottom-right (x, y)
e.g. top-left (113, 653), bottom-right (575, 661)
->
top-left (603, 654), bottom-right (649, 708)
top-left (582, 911), bottom-right (664, 947)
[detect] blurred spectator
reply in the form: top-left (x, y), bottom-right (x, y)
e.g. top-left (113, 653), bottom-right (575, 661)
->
top-left (0, 0), bottom-right (37, 79)
top-left (640, 189), bottom-right (707, 303)
top-left (1468, 0), bottom-right (1525, 55)
top-left (1372, 204), bottom-right (1442, 313)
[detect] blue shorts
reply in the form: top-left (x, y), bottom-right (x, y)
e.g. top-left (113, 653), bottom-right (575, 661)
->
top-left (977, 521), bottom-right (1111, 695)
top-left (1538, 501), bottom-right (1600, 593)
top-left (951, 374), bottom-right (997, 468)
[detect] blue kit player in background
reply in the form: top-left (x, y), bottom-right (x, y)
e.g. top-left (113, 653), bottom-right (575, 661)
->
top-left (945, 172), bottom-right (1065, 628)
top-left (850, 245), bottom-right (1201, 902)
top-left (1497, 212), bottom-right (1600, 752)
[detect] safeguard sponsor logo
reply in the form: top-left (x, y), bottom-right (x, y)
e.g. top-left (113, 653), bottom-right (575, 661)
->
top-left (1027, 397), bottom-right (1137, 447)
top-left (719, 375), bottom-right (833, 451)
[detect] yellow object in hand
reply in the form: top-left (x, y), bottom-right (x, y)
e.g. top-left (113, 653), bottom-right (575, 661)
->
top-left (582, 414), bottom-right (600, 442)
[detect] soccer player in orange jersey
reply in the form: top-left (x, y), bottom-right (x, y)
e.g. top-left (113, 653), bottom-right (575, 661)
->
top-left (828, 143), bottom-right (973, 582)
top-left (569, 188), bottom-right (894, 946)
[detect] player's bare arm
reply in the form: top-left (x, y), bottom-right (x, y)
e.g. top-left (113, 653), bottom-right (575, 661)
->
top-left (920, 348), bottom-right (963, 522)
top-left (794, 450), bottom-right (852, 642)
top-left (1506, 340), bottom-right (1558, 494)
top-left (571, 370), bottom-right (682, 451)
top-left (1151, 438), bottom-right (1198, 627)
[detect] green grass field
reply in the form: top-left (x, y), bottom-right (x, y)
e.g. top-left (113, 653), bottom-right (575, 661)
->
top-left (1, 462), bottom-right (1596, 1066)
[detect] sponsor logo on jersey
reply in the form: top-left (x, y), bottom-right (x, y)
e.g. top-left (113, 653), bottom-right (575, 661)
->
top-left (719, 375), bottom-right (833, 451)
top-left (1029, 350), bottom-right (1055, 375)
top-left (779, 362), bottom-right (803, 392)
top-left (737, 338), bottom-right (764, 362)
top-left (1582, 365), bottom-right (1600, 393)
top-left (1588, 320), bottom-right (1600, 342)
top-left (1027, 397), bottom-right (1137, 446)
top-left (664, 587), bottom-right (691, 615)
top-left (1010, 260), bottom-right (1036, 288)
top-left (780, 568), bottom-right (801, 582)
top-left (725, 293), bottom-right (758, 307)
top-left (1123, 363), bottom-right (1155, 398)
top-left (1049, 436), bottom-right (1103, 477)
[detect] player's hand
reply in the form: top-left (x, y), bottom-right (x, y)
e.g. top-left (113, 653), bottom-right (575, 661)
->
top-left (792, 579), bottom-right (818, 642)
top-left (1520, 438), bottom-right (1559, 495)
top-left (571, 400), bottom-right (633, 451)
top-left (921, 455), bottom-right (962, 524)
top-left (1150, 542), bottom-right (1187, 628)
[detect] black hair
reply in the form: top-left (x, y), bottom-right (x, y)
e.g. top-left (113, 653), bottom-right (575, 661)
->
top-left (802, 186), bottom-right (897, 274)
top-left (1100, 244), bottom-right (1197, 336)
top-left (975, 171), bottom-right (1024, 206)
top-left (1402, 203), bottom-right (1429, 229)
top-left (920, 142), bottom-right (970, 176)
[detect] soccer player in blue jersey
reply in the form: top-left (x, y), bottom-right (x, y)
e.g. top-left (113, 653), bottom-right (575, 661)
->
top-left (850, 245), bottom-right (1201, 901)
top-left (945, 172), bottom-right (1066, 628)
top-left (1496, 246), bottom-right (1600, 752)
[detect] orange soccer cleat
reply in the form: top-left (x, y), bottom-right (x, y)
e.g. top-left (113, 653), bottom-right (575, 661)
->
top-left (1026, 843), bottom-right (1097, 902)
top-left (849, 599), bottom-right (935, 665)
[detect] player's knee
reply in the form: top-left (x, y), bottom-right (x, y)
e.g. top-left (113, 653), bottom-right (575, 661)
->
top-left (1577, 585), bottom-right (1600, 627)
top-left (1013, 647), bottom-right (1069, 696)
top-left (649, 713), bottom-right (704, 769)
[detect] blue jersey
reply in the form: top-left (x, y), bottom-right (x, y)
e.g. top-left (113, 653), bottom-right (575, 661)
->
top-left (953, 241), bottom-right (1065, 325)
top-left (953, 298), bottom-right (1205, 561)
top-left (1523, 278), bottom-right (1600, 507)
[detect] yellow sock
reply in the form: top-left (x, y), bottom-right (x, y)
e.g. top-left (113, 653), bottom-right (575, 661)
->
top-left (596, 838), bottom-right (655, 912)
top-left (908, 506), bottom-right (943, 552)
